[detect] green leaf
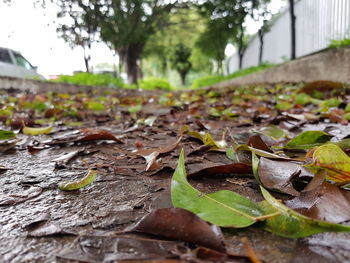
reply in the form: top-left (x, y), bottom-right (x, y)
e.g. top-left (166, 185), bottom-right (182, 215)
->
top-left (226, 147), bottom-right (239, 162)
top-left (235, 144), bottom-right (295, 161)
top-left (58, 170), bottom-right (97, 191)
top-left (86, 101), bottom-right (105, 111)
top-left (275, 101), bottom-right (293, 111)
top-left (0, 130), bottom-right (16, 140)
top-left (23, 126), bottom-right (53, 136)
top-left (259, 125), bottom-right (285, 140)
top-left (284, 130), bottom-right (332, 150)
top-left (181, 125), bottom-right (225, 149)
top-left (259, 187), bottom-right (350, 238)
top-left (252, 152), bottom-right (262, 184)
top-left (306, 144), bottom-right (350, 185)
top-left (171, 149), bottom-right (272, 228)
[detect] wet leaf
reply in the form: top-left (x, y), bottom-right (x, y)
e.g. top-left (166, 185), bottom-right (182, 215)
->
top-left (134, 136), bottom-right (182, 157)
top-left (22, 126), bottom-right (53, 136)
top-left (235, 144), bottom-right (295, 161)
top-left (285, 182), bottom-right (350, 223)
top-left (79, 128), bottom-right (123, 143)
top-left (306, 144), bottom-right (350, 185)
top-left (247, 134), bottom-right (273, 153)
top-left (181, 125), bottom-right (225, 149)
top-left (57, 236), bottom-right (178, 262)
top-left (258, 157), bottom-right (314, 196)
top-left (58, 170), bottom-right (97, 191)
top-left (284, 131), bottom-right (332, 150)
top-left (27, 223), bottom-right (77, 237)
top-left (131, 208), bottom-right (226, 252)
top-left (259, 187), bottom-right (350, 238)
top-left (188, 163), bottom-right (252, 178)
top-left (0, 129), bottom-right (16, 140)
top-left (171, 149), bottom-right (271, 228)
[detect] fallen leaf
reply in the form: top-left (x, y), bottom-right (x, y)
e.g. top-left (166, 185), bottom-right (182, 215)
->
top-left (181, 125), bottom-right (226, 149)
top-left (259, 125), bottom-right (285, 140)
top-left (171, 149), bottom-right (274, 228)
top-left (57, 236), bottom-right (179, 262)
top-left (131, 208), bottom-right (226, 252)
top-left (23, 126), bottom-right (53, 136)
top-left (247, 134), bottom-right (273, 153)
top-left (284, 130), bottom-right (332, 150)
top-left (258, 157), bottom-right (314, 196)
top-left (306, 144), bottom-right (350, 185)
top-left (58, 170), bottom-right (97, 191)
top-left (0, 129), bottom-right (16, 140)
top-left (79, 128), bottom-right (123, 143)
top-left (259, 187), bottom-right (350, 238)
top-left (188, 163), bottom-right (252, 178)
top-left (27, 223), bottom-right (77, 237)
top-left (235, 144), bottom-right (295, 161)
top-left (285, 182), bottom-right (350, 223)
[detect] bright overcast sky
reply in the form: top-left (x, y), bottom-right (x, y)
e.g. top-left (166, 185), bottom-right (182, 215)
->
top-left (0, 0), bottom-right (285, 78)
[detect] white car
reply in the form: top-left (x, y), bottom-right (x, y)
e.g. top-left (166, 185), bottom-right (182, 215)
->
top-left (0, 47), bottom-right (44, 79)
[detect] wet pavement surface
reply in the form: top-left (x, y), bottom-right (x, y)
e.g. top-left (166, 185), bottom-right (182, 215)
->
top-left (1, 85), bottom-right (350, 262)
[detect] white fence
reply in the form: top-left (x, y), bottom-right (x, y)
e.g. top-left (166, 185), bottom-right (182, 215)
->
top-left (227, 0), bottom-right (350, 73)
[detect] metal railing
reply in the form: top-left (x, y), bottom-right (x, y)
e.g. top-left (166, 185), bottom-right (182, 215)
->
top-left (227, 0), bottom-right (350, 73)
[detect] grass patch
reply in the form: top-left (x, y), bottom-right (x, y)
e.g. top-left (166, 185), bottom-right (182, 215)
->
top-left (53, 72), bottom-right (126, 88)
top-left (191, 63), bottom-right (275, 89)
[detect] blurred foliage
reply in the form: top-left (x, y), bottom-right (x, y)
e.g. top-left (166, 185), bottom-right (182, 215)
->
top-left (53, 73), bottom-right (126, 88)
top-left (328, 38), bottom-right (350, 48)
top-left (191, 63), bottom-right (275, 89)
top-left (138, 78), bottom-right (175, 91)
top-left (169, 44), bottom-right (192, 85)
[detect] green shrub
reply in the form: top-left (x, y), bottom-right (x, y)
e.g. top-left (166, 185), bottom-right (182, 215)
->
top-left (191, 63), bottom-right (275, 89)
top-left (328, 38), bottom-right (350, 48)
top-left (138, 78), bottom-right (175, 91)
top-left (53, 72), bottom-right (126, 88)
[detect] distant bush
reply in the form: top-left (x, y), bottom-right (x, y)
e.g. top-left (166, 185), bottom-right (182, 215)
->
top-left (53, 72), bottom-right (126, 88)
top-left (328, 38), bottom-right (350, 48)
top-left (138, 77), bottom-right (175, 91)
top-left (191, 63), bottom-right (275, 89)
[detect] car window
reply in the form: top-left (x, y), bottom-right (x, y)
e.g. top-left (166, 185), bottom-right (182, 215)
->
top-left (13, 52), bottom-right (33, 70)
top-left (0, 48), bottom-right (12, 64)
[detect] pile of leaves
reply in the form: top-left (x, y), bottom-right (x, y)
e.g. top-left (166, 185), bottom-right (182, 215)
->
top-left (1, 81), bottom-right (350, 262)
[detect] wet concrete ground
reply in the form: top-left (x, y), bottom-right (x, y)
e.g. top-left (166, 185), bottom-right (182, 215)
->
top-left (1, 86), bottom-right (350, 262)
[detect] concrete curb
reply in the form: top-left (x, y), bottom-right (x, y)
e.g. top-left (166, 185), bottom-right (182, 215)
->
top-left (0, 76), bottom-right (117, 93)
top-left (212, 47), bottom-right (350, 88)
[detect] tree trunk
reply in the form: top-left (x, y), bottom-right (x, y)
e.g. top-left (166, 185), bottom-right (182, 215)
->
top-left (238, 52), bottom-right (244, 69)
top-left (180, 71), bottom-right (186, 86)
top-left (258, 29), bottom-right (264, 64)
top-left (289, 0), bottom-right (296, 60)
top-left (237, 26), bottom-right (245, 70)
top-left (122, 44), bottom-right (144, 85)
top-left (83, 46), bottom-right (90, 73)
top-left (216, 59), bottom-right (222, 75)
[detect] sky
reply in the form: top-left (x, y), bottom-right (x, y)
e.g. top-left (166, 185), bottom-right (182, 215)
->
top-left (0, 0), bottom-right (286, 78)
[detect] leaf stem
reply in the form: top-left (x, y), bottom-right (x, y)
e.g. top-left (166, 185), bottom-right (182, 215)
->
top-left (255, 211), bottom-right (281, 221)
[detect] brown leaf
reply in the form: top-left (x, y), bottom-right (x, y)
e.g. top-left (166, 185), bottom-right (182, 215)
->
top-left (79, 128), bottom-right (123, 143)
top-left (57, 235), bottom-right (180, 262)
top-left (131, 208), bottom-right (226, 253)
top-left (247, 134), bottom-right (273, 153)
top-left (134, 136), bottom-right (182, 157)
top-left (188, 163), bottom-right (252, 178)
top-left (27, 222), bottom-right (77, 237)
top-left (258, 157), bottom-right (314, 196)
top-left (285, 182), bottom-right (350, 223)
